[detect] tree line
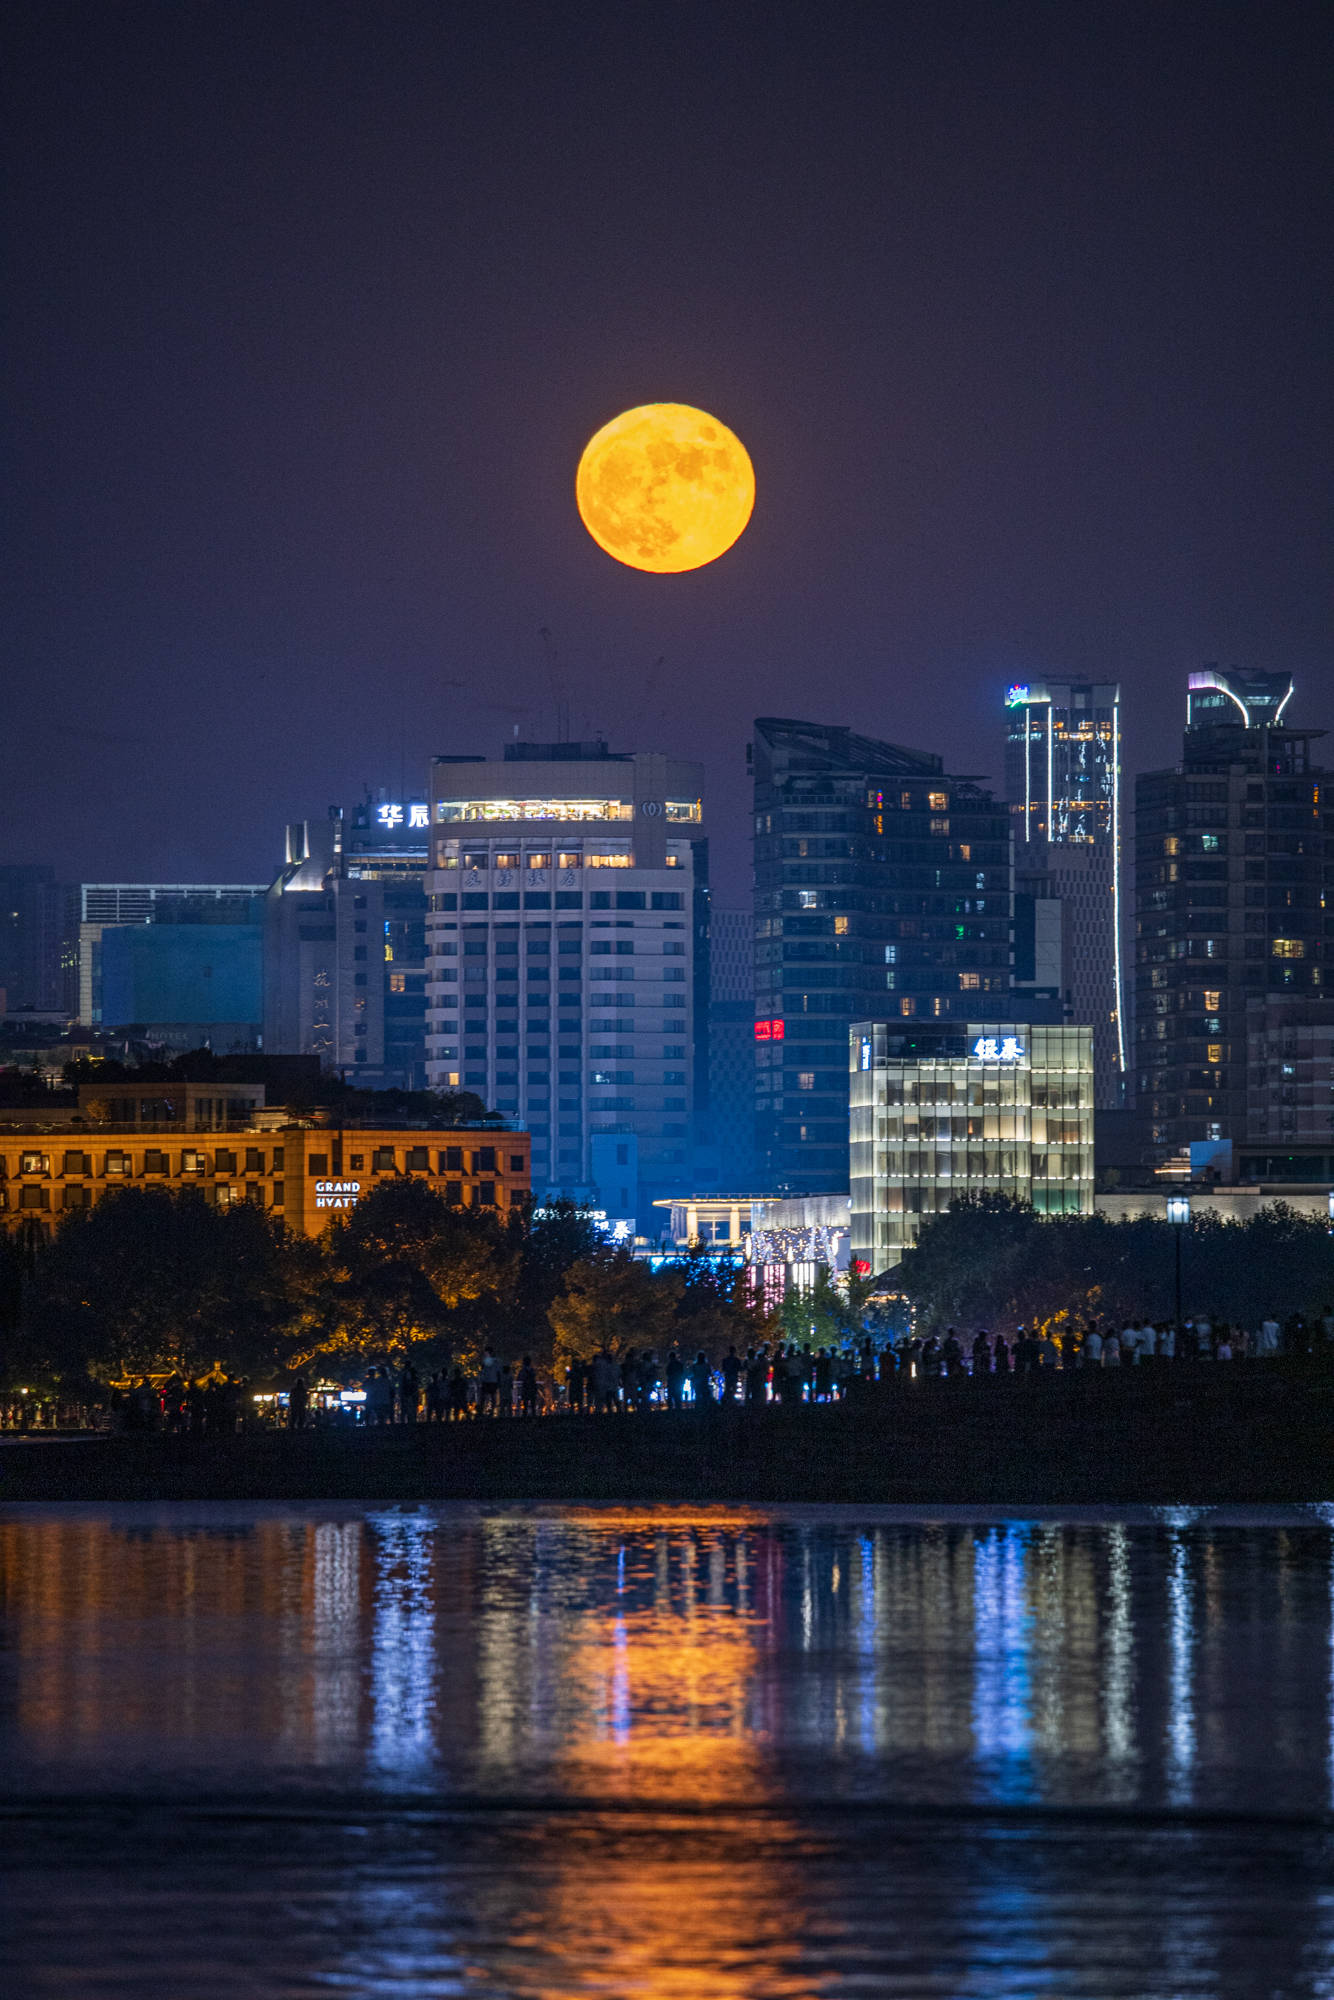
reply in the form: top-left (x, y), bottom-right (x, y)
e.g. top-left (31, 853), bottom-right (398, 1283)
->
top-left (898, 1192), bottom-right (1334, 1333)
top-left (0, 1180), bottom-right (774, 1390)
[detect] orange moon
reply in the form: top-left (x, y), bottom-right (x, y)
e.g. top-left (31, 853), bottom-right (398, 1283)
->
top-left (575, 403), bottom-right (755, 573)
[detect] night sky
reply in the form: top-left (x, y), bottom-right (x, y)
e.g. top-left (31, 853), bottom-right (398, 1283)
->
top-left (4, 0), bottom-right (1330, 906)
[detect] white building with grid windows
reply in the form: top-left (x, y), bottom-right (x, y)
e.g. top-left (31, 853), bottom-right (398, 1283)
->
top-left (424, 741), bottom-right (708, 1226)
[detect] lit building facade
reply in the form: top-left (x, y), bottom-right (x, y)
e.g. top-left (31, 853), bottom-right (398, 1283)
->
top-left (1004, 680), bottom-right (1125, 1106)
top-left (0, 1083), bottom-right (528, 1238)
top-left (423, 740), bottom-right (707, 1224)
top-left (1135, 668), bottom-right (1330, 1166)
top-left (264, 794), bottom-right (430, 1089)
top-left (849, 1020), bottom-right (1094, 1272)
top-left (752, 718), bottom-right (1013, 1196)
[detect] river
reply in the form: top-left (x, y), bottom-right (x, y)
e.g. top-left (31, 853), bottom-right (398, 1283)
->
top-left (3, 1503), bottom-right (1333, 1995)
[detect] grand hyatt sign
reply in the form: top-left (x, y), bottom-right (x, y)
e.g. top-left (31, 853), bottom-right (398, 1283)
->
top-left (314, 1179), bottom-right (362, 1210)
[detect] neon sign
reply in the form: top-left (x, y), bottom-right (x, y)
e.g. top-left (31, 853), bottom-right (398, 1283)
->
top-left (754, 1019), bottom-right (785, 1041)
top-left (1005, 684), bottom-right (1031, 707)
top-left (314, 1179), bottom-right (362, 1209)
top-left (375, 802), bottom-right (430, 830)
top-left (972, 1036), bottom-right (1024, 1063)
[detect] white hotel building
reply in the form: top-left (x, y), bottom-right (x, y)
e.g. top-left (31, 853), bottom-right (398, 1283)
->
top-left (424, 741), bottom-right (708, 1226)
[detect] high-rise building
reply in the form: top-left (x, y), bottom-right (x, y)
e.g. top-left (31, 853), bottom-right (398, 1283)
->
top-left (1135, 667), bottom-right (1329, 1166)
top-left (423, 740), bottom-right (707, 1225)
top-left (702, 908), bottom-right (756, 1190)
top-left (264, 793), bottom-right (429, 1088)
top-left (0, 865), bottom-right (76, 1016)
top-left (752, 718), bottom-right (1013, 1195)
top-left (1003, 680), bottom-right (1125, 1106)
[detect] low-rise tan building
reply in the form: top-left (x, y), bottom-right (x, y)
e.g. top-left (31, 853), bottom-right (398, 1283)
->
top-left (0, 1084), bottom-right (530, 1237)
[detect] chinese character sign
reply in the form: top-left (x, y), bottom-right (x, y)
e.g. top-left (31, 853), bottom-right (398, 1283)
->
top-left (375, 801), bottom-right (429, 831)
top-left (972, 1035), bottom-right (1025, 1063)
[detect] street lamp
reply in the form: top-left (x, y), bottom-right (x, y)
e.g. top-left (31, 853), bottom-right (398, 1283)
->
top-left (1166, 1194), bottom-right (1191, 1337)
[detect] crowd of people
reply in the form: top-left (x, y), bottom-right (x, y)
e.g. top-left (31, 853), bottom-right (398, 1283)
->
top-left (3, 1306), bottom-right (1328, 1434)
top-left (305, 1309), bottom-right (1332, 1424)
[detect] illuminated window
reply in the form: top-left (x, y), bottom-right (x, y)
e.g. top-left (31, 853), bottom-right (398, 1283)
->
top-left (932, 997), bottom-right (944, 1016)
top-left (1163, 836), bottom-right (1179, 856)
top-left (901, 791), bottom-right (912, 810)
top-left (797, 890), bottom-right (817, 908)
top-left (959, 973), bottom-right (981, 990)
top-left (900, 997), bottom-right (916, 1017)
top-left (1272, 939), bottom-right (1305, 959)
top-left (527, 853), bottom-right (552, 869)
top-left (957, 844), bottom-right (971, 860)
top-left (929, 792), bottom-right (949, 811)
top-left (494, 852), bottom-right (520, 870)
top-left (1207, 1043), bottom-right (1222, 1063)
top-left (665, 800), bottom-right (702, 821)
top-left (462, 852), bottom-right (490, 870)
top-left (833, 916), bottom-right (849, 935)
top-left (930, 818), bottom-right (949, 835)
top-left (389, 973), bottom-right (406, 993)
top-left (797, 1071), bottom-right (815, 1090)
top-left (1203, 989), bottom-right (1221, 1011)
top-left (585, 850), bottom-right (633, 868)
top-left (557, 852), bottom-right (581, 869)
top-left (438, 798), bottom-right (634, 822)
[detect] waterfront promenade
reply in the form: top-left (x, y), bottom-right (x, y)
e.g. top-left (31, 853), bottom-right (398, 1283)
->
top-left (4, 1364), bottom-right (1332, 1505)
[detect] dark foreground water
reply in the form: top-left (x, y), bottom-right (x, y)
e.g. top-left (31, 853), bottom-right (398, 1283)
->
top-left (4, 1505), bottom-right (1334, 1997)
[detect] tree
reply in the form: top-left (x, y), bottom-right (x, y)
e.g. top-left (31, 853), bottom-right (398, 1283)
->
top-left (896, 1193), bottom-right (1040, 1328)
top-left (671, 1243), bottom-right (775, 1353)
top-left (896, 1195), bottom-right (1334, 1333)
top-left (548, 1250), bottom-right (683, 1367)
top-left (22, 1185), bottom-right (307, 1384)
top-left (299, 1177), bottom-right (513, 1369)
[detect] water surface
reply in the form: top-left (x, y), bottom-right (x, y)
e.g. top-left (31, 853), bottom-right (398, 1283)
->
top-left (3, 1503), bottom-right (1334, 1996)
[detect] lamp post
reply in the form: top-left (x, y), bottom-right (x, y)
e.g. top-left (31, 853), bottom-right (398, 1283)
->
top-left (1166, 1194), bottom-right (1191, 1339)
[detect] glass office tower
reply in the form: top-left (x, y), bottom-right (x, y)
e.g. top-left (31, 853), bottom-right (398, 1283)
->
top-left (1135, 667), bottom-right (1329, 1166)
top-left (849, 1020), bottom-right (1095, 1273)
top-left (752, 718), bottom-right (1013, 1195)
top-left (1003, 680), bottom-right (1125, 1106)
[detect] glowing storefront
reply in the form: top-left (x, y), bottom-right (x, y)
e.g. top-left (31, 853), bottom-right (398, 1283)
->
top-left (849, 1020), bottom-right (1094, 1272)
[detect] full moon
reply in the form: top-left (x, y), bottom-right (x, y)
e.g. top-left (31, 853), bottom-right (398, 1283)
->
top-left (575, 403), bottom-right (755, 573)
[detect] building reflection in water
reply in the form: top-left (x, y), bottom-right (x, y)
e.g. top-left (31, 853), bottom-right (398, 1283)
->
top-left (367, 1512), bottom-right (437, 1786)
top-left (1166, 1524), bottom-right (1197, 1806)
top-left (4, 1507), bottom-right (1334, 1826)
top-left (972, 1527), bottom-right (1034, 1795)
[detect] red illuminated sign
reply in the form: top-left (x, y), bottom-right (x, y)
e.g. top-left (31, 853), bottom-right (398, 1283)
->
top-left (753, 1018), bottom-right (785, 1041)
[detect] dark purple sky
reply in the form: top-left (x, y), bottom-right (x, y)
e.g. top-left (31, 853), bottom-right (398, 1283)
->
top-left (4, 0), bottom-right (1330, 905)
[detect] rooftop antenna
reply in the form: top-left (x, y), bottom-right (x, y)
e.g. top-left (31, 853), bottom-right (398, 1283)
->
top-left (539, 626), bottom-right (570, 742)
